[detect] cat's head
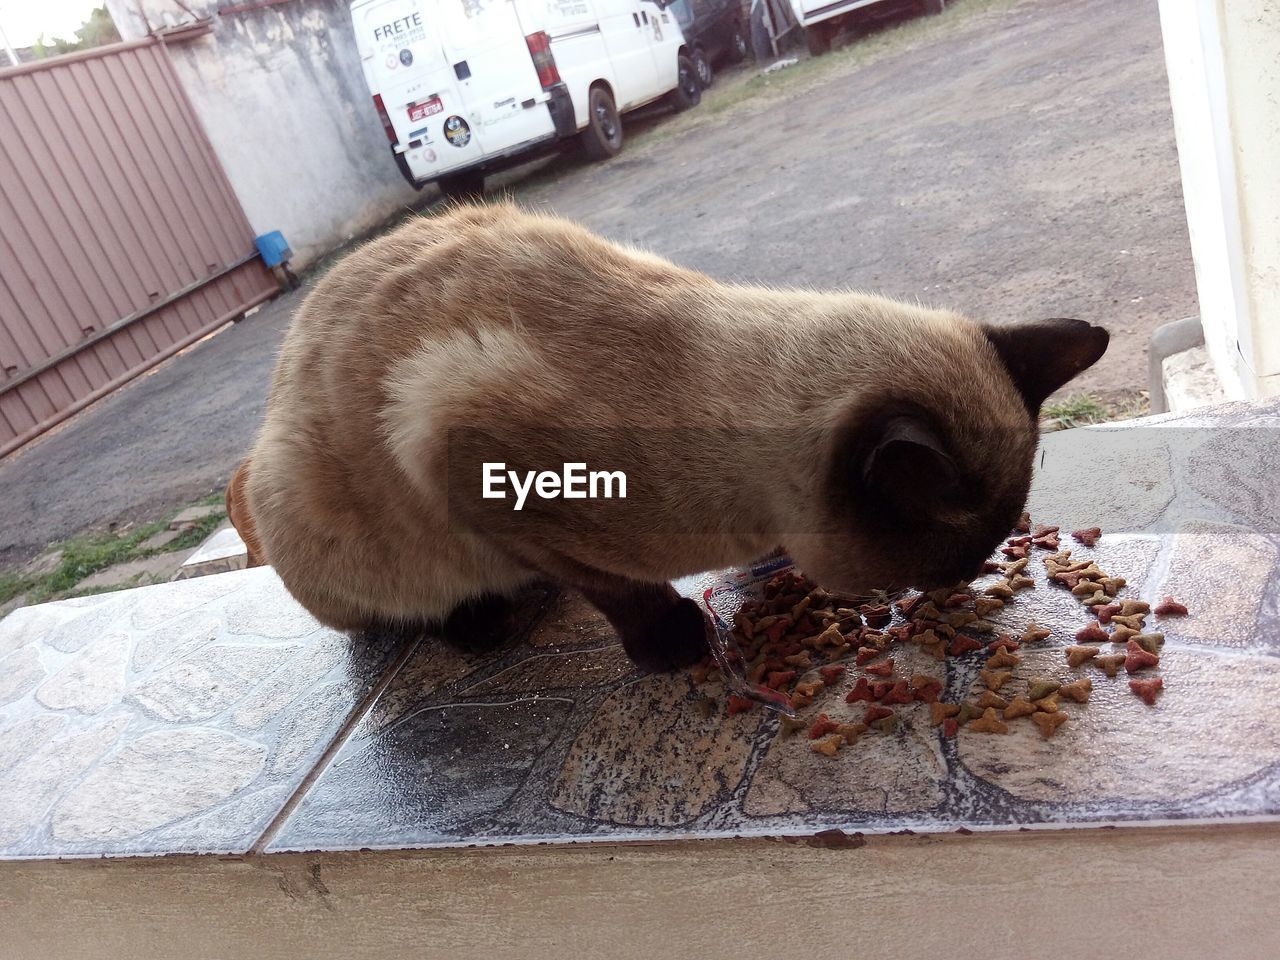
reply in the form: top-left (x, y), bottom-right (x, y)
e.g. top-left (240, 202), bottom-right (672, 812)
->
top-left (791, 317), bottom-right (1109, 594)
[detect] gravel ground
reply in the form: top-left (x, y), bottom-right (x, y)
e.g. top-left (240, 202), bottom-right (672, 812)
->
top-left (0, 0), bottom-right (1196, 569)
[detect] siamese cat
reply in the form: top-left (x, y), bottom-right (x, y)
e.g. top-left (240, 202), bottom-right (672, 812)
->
top-left (236, 203), bottom-right (1107, 670)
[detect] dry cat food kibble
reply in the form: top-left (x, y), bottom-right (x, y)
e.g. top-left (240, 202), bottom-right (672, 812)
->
top-left (1075, 622), bottom-right (1109, 644)
top-left (1124, 639), bottom-right (1160, 673)
top-left (980, 669), bottom-right (1012, 691)
top-left (810, 733), bottom-right (844, 756)
top-left (808, 714), bottom-right (841, 740)
top-left (1129, 677), bottom-right (1164, 705)
top-left (699, 511), bottom-right (1177, 755)
top-left (1094, 653), bottom-right (1126, 678)
top-left (1058, 678), bottom-right (1092, 703)
top-left (969, 708), bottom-right (1009, 734)
top-left (1003, 696), bottom-right (1037, 719)
top-left (1032, 710), bottom-right (1069, 738)
top-left (1066, 644), bottom-right (1101, 666)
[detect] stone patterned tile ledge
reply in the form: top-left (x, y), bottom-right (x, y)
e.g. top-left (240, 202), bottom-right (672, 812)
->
top-left (173, 525), bottom-right (249, 581)
top-left (0, 569), bottom-right (401, 858)
top-left (0, 398), bottom-right (1277, 862)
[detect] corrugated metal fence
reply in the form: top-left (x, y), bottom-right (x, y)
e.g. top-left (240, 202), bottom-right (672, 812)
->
top-left (0, 37), bottom-right (278, 458)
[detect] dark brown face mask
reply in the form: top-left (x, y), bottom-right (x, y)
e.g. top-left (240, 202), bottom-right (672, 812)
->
top-left (226, 458), bottom-right (267, 568)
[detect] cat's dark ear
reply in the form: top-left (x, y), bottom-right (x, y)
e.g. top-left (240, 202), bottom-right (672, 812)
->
top-left (861, 415), bottom-right (959, 517)
top-left (983, 319), bottom-right (1109, 415)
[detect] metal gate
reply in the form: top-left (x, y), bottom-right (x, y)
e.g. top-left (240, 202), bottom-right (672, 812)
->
top-left (0, 37), bottom-right (278, 458)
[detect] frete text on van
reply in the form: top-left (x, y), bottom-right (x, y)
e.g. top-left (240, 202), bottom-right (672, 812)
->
top-left (374, 12), bottom-right (422, 42)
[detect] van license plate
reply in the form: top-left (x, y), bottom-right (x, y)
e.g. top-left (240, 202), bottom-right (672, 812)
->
top-left (407, 96), bottom-right (443, 122)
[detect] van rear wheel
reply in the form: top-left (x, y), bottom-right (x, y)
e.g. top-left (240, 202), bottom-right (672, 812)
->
top-left (665, 54), bottom-right (702, 112)
top-left (580, 86), bottom-right (623, 161)
top-left (693, 47), bottom-right (713, 88)
top-left (437, 169), bottom-right (485, 201)
top-left (726, 22), bottom-right (749, 64)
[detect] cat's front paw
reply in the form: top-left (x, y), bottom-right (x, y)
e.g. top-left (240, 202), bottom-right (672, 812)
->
top-left (622, 597), bottom-right (712, 673)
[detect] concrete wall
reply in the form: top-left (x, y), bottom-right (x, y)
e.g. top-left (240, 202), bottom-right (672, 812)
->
top-left (1157, 0), bottom-right (1280, 400)
top-left (105, 0), bottom-right (426, 267)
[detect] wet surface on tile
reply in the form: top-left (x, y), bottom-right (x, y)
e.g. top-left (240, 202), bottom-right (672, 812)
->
top-left (0, 568), bottom-right (399, 858)
top-left (5, 401), bottom-right (1280, 859)
top-left (271, 399), bottom-right (1280, 851)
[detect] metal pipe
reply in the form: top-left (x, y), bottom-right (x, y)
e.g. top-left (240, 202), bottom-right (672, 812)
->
top-left (1147, 315), bottom-right (1205, 414)
top-left (0, 285), bottom-right (277, 461)
top-left (1, 252), bottom-right (266, 396)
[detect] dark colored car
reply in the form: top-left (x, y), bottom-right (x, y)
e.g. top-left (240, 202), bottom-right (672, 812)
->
top-left (669, 0), bottom-right (752, 88)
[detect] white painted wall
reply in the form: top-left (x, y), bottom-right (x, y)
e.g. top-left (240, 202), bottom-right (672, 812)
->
top-left (1157, 0), bottom-right (1280, 400)
top-left (105, 0), bottom-right (426, 267)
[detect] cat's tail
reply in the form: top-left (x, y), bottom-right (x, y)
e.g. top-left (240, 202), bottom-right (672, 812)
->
top-left (226, 458), bottom-right (267, 568)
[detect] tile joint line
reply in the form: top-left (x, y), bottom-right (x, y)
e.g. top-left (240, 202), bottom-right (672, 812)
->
top-left (248, 635), bottom-right (424, 855)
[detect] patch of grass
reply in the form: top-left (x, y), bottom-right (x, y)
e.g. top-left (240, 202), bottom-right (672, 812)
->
top-left (0, 496), bottom-right (229, 610)
top-left (1041, 392), bottom-right (1149, 432)
top-left (0, 570), bottom-right (27, 607)
top-left (163, 510), bottom-right (228, 554)
top-left (26, 519), bottom-right (170, 604)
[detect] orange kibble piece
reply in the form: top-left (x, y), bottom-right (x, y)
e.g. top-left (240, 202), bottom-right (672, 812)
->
top-left (1154, 596), bottom-right (1188, 617)
top-left (1032, 711), bottom-right (1069, 738)
top-left (968, 707), bottom-right (1009, 734)
top-left (976, 690), bottom-right (1009, 710)
top-left (1003, 696), bottom-right (1037, 719)
top-left (986, 649), bottom-right (1021, 669)
top-left (1094, 653), bottom-right (1126, 678)
top-left (1058, 678), bottom-right (1092, 703)
top-left (810, 733), bottom-right (844, 756)
top-left (1022, 622), bottom-right (1052, 644)
top-left (836, 722), bottom-right (867, 742)
top-left (980, 669), bottom-right (1012, 691)
top-left (931, 702), bottom-right (961, 726)
top-left (795, 679), bottom-right (824, 697)
top-left (1066, 644), bottom-right (1101, 667)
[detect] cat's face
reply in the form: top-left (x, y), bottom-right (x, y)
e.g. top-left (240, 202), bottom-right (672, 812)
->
top-left (792, 317), bottom-right (1109, 594)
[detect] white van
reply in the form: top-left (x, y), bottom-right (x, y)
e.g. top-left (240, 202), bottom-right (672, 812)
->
top-left (351, 0), bottom-right (702, 196)
top-left (788, 0), bottom-right (944, 56)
